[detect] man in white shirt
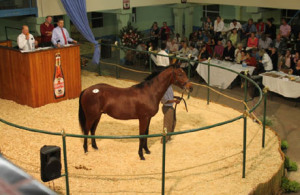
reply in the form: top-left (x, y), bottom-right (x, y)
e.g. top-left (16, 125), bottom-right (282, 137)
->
top-left (214, 16), bottom-right (224, 41)
top-left (51, 19), bottom-right (77, 47)
top-left (229, 19), bottom-right (242, 31)
top-left (17, 25), bottom-right (38, 51)
top-left (152, 43), bottom-right (170, 71)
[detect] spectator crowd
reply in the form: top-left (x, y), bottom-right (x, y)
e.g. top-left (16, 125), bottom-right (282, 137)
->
top-left (146, 17), bottom-right (300, 76)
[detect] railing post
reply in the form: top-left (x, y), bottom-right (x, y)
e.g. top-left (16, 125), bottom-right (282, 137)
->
top-left (161, 128), bottom-right (167, 195)
top-left (262, 87), bottom-right (268, 148)
top-left (207, 58), bottom-right (211, 105)
top-left (61, 130), bottom-right (70, 195)
top-left (242, 71), bottom-right (248, 178)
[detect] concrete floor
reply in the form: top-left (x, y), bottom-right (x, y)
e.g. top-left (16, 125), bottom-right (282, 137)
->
top-left (81, 53), bottom-right (300, 194)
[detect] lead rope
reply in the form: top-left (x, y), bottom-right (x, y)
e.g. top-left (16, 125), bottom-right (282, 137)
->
top-left (174, 92), bottom-right (188, 121)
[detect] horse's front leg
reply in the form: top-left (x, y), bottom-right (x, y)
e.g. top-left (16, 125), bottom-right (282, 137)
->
top-left (144, 118), bottom-right (151, 154)
top-left (138, 117), bottom-right (150, 160)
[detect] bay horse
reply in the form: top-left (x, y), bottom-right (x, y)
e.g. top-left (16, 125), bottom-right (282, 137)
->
top-left (78, 65), bottom-right (193, 160)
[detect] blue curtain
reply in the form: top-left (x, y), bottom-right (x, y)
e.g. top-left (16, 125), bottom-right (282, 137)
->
top-left (61, 0), bottom-right (100, 64)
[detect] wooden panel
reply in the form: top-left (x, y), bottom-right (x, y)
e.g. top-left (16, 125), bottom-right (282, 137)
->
top-left (0, 40), bottom-right (12, 47)
top-left (0, 45), bottom-right (81, 107)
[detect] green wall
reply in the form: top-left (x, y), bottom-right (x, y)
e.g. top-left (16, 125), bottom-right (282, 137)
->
top-left (134, 5), bottom-right (174, 31)
top-left (91, 13), bottom-right (118, 38)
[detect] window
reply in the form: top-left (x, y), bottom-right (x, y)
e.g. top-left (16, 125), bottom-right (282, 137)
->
top-left (91, 12), bottom-right (103, 28)
top-left (203, 5), bottom-right (220, 21)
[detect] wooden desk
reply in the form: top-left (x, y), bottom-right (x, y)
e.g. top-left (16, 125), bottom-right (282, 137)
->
top-left (0, 44), bottom-right (81, 107)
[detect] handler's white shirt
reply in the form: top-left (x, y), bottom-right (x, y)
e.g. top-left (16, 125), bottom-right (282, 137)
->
top-left (17, 33), bottom-right (35, 51)
top-left (156, 50), bottom-right (170, 67)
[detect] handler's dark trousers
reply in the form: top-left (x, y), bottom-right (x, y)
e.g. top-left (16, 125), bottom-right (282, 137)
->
top-left (161, 105), bottom-right (176, 142)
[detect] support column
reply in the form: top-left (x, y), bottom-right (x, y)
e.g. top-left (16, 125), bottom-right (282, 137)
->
top-left (184, 6), bottom-right (194, 38)
top-left (116, 9), bottom-right (131, 61)
top-left (173, 8), bottom-right (184, 37)
top-left (63, 15), bottom-right (71, 36)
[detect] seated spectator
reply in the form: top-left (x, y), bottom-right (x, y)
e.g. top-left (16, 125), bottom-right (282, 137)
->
top-left (240, 50), bottom-right (247, 62)
top-left (269, 47), bottom-right (278, 71)
top-left (229, 19), bottom-right (242, 31)
top-left (152, 43), bottom-right (169, 71)
top-left (235, 43), bottom-right (243, 63)
top-left (189, 31), bottom-right (198, 45)
top-left (259, 49), bottom-right (273, 72)
top-left (203, 17), bottom-right (214, 35)
top-left (189, 43), bottom-right (199, 58)
top-left (292, 60), bottom-right (300, 76)
top-left (291, 51), bottom-right (299, 69)
top-left (178, 42), bottom-right (190, 56)
top-left (167, 39), bottom-right (179, 53)
top-left (166, 38), bottom-right (172, 52)
top-left (205, 37), bottom-right (215, 56)
top-left (283, 50), bottom-right (292, 69)
top-left (223, 40), bottom-right (235, 62)
top-left (271, 34), bottom-right (287, 55)
top-left (197, 30), bottom-right (204, 41)
top-left (247, 32), bottom-right (258, 50)
top-left (242, 18), bottom-right (256, 39)
top-left (198, 45), bottom-right (210, 62)
top-left (258, 33), bottom-right (272, 50)
top-left (296, 32), bottom-right (300, 52)
top-left (229, 28), bottom-right (239, 47)
top-left (17, 25), bottom-right (38, 51)
top-left (252, 48), bottom-right (260, 62)
top-left (256, 19), bottom-right (265, 38)
top-left (265, 18), bottom-right (276, 40)
top-left (244, 51), bottom-right (257, 67)
top-left (280, 18), bottom-right (291, 39)
top-left (136, 42), bottom-right (147, 59)
top-left (175, 33), bottom-right (181, 44)
top-left (202, 31), bottom-right (209, 43)
top-left (40, 16), bottom-right (54, 47)
top-left (214, 16), bottom-right (224, 41)
top-left (213, 39), bottom-right (224, 60)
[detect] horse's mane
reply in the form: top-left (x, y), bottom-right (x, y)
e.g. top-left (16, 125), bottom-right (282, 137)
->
top-left (133, 63), bottom-right (179, 89)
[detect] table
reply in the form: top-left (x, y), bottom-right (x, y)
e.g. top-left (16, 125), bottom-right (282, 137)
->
top-left (196, 59), bottom-right (255, 89)
top-left (261, 71), bottom-right (300, 98)
top-left (0, 41), bottom-right (81, 107)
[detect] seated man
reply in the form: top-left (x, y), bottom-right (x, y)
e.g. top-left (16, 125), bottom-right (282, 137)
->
top-left (40, 16), bottom-right (54, 47)
top-left (51, 18), bottom-right (77, 47)
top-left (17, 25), bottom-right (38, 51)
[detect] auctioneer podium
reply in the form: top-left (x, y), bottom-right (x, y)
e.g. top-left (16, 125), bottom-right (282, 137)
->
top-left (0, 40), bottom-right (81, 107)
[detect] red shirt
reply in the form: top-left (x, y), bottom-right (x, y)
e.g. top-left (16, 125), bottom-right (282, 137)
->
top-left (247, 37), bottom-right (258, 48)
top-left (245, 57), bottom-right (257, 67)
top-left (40, 22), bottom-right (54, 43)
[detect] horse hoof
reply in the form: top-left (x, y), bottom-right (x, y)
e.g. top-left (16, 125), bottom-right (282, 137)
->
top-left (140, 156), bottom-right (145, 160)
top-left (92, 145), bottom-right (98, 150)
top-left (145, 150), bottom-right (151, 154)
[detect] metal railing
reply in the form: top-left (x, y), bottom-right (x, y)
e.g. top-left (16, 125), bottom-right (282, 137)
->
top-left (0, 42), bottom-right (269, 195)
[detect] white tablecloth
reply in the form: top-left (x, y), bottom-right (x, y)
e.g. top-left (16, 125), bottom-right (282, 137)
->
top-left (196, 59), bottom-right (255, 89)
top-left (261, 71), bottom-right (300, 98)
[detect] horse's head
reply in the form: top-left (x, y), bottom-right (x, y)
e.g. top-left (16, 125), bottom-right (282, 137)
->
top-left (170, 65), bottom-right (193, 93)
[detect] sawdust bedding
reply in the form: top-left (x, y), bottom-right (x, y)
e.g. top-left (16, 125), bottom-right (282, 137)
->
top-left (0, 70), bottom-right (283, 194)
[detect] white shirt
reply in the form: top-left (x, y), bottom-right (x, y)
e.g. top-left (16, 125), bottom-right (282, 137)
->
top-left (161, 86), bottom-right (174, 107)
top-left (155, 50), bottom-right (170, 67)
top-left (214, 20), bottom-right (224, 32)
top-left (229, 22), bottom-right (242, 30)
top-left (17, 33), bottom-right (35, 51)
top-left (262, 53), bottom-right (273, 71)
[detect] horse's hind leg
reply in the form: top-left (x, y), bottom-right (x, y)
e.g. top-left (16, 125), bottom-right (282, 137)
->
top-left (91, 115), bottom-right (101, 150)
top-left (144, 118), bottom-right (151, 154)
top-left (83, 119), bottom-right (95, 153)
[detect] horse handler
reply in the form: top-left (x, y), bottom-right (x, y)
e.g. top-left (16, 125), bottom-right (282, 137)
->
top-left (161, 85), bottom-right (180, 143)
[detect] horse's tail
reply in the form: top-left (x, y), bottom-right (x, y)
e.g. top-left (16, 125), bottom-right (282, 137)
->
top-left (79, 90), bottom-right (86, 134)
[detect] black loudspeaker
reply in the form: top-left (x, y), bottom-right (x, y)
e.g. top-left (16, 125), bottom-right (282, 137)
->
top-left (40, 145), bottom-right (62, 182)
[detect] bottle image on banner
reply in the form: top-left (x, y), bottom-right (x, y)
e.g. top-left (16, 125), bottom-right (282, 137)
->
top-left (53, 53), bottom-right (65, 99)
